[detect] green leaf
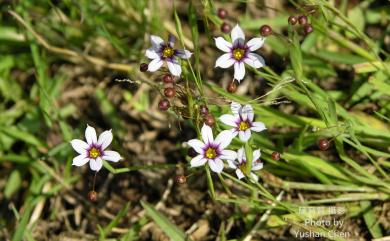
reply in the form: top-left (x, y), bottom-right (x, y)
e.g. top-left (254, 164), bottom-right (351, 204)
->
top-left (141, 201), bottom-right (188, 241)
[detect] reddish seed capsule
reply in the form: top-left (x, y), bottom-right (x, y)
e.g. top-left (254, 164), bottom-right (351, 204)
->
top-left (303, 24), bottom-right (313, 35)
top-left (88, 191), bottom-right (97, 202)
top-left (204, 114), bottom-right (215, 126)
top-left (217, 8), bottom-right (228, 19)
top-left (158, 99), bottom-right (170, 111)
top-left (271, 151), bottom-right (280, 161)
top-left (164, 87), bottom-right (176, 98)
top-left (227, 82), bottom-right (237, 93)
top-left (288, 16), bottom-right (298, 25)
top-left (259, 25), bottom-right (272, 37)
top-left (163, 74), bottom-right (173, 84)
top-left (140, 63), bottom-right (148, 72)
top-left (175, 175), bottom-right (187, 184)
top-left (199, 105), bottom-right (209, 115)
top-left (187, 148), bottom-right (197, 157)
top-left (221, 22), bottom-right (231, 33)
top-left (317, 139), bottom-right (330, 151)
top-left (298, 15), bottom-right (308, 25)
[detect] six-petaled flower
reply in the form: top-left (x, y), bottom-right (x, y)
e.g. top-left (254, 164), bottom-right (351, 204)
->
top-left (215, 24), bottom-right (266, 82)
top-left (227, 147), bottom-right (263, 181)
top-left (187, 124), bottom-right (236, 173)
top-left (146, 34), bottom-right (192, 76)
top-left (220, 102), bottom-right (266, 142)
top-left (70, 125), bottom-right (122, 172)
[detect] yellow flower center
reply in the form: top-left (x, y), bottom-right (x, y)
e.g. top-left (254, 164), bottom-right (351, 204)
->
top-left (239, 162), bottom-right (247, 173)
top-left (205, 147), bottom-right (217, 159)
top-left (233, 48), bottom-right (245, 60)
top-left (162, 47), bottom-right (174, 58)
top-left (239, 121), bottom-right (250, 131)
top-left (89, 148), bottom-right (101, 159)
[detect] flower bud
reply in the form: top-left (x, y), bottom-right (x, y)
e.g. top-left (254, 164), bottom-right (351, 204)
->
top-left (217, 8), bottom-right (228, 19)
top-left (288, 16), bottom-right (298, 25)
top-left (204, 114), bottom-right (215, 126)
top-left (175, 175), bottom-right (187, 184)
top-left (317, 139), bottom-right (330, 151)
top-left (303, 24), bottom-right (313, 35)
top-left (271, 151), bottom-right (280, 161)
top-left (227, 82), bottom-right (237, 93)
top-left (199, 105), bottom-right (209, 115)
top-left (298, 15), bottom-right (308, 25)
top-left (163, 74), bottom-right (173, 84)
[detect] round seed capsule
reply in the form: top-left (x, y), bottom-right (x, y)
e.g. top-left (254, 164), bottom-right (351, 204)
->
top-left (163, 74), bottom-right (173, 84)
top-left (158, 99), bottom-right (170, 111)
top-left (199, 105), bottom-right (209, 115)
top-left (259, 25), bottom-right (272, 37)
top-left (227, 82), bottom-right (237, 93)
top-left (164, 87), bottom-right (176, 98)
top-left (217, 8), bottom-right (228, 19)
top-left (298, 15), bottom-right (308, 25)
top-left (88, 191), bottom-right (97, 202)
top-left (175, 175), bottom-right (187, 184)
top-left (271, 151), bottom-right (280, 161)
top-left (303, 24), bottom-right (313, 35)
top-left (288, 16), bottom-right (298, 25)
top-left (221, 22), bottom-right (231, 33)
top-left (140, 63), bottom-right (148, 72)
top-left (317, 139), bottom-right (330, 151)
top-left (204, 114), bottom-right (215, 127)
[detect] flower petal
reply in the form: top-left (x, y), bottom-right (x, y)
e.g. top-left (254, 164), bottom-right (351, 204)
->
top-left (145, 48), bottom-right (160, 59)
top-left (168, 34), bottom-right (175, 47)
top-left (190, 155), bottom-right (207, 167)
top-left (219, 114), bottom-right (238, 127)
top-left (251, 122), bottom-right (266, 132)
top-left (89, 157), bottom-right (103, 171)
top-left (234, 62), bottom-right (246, 82)
top-left (187, 139), bottom-right (205, 154)
top-left (214, 130), bottom-right (233, 149)
top-left (103, 150), bottom-right (121, 162)
top-left (237, 147), bottom-right (245, 163)
top-left (85, 125), bottom-right (97, 145)
top-left (167, 59), bottom-right (182, 76)
top-left (250, 172), bottom-right (259, 181)
top-left (231, 102), bottom-right (242, 116)
top-left (215, 53), bottom-right (235, 68)
top-left (220, 150), bottom-right (237, 160)
top-left (176, 49), bottom-right (192, 59)
top-left (252, 161), bottom-right (264, 171)
top-left (72, 154), bottom-right (89, 167)
top-left (244, 53), bottom-right (265, 69)
top-left (201, 124), bottom-right (214, 144)
top-left (231, 24), bottom-right (245, 43)
top-left (98, 130), bottom-right (113, 150)
top-left (227, 159), bottom-right (237, 169)
top-left (241, 104), bottom-right (254, 121)
top-left (208, 158), bottom-right (224, 173)
top-left (253, 149), bottom-right (261, 161)
top-left (214, 37), bottom-right (232, 52)
top-left (246, 37), bottom-right (265, 51)
top-left (147, 58), bottom-right (164, 72)
top-left (238, 129), bottom-right (251, 142)
top-left (235, 169), bottom-right (245, 179)
top-left (150, 35), bottom-right (164, 48)
top-left (70, 139), bottom-right (89, 155)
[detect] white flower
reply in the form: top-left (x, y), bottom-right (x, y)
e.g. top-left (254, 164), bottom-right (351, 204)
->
top-left (214, 24), bottom-right (265, 82)
top-left (220, 102), bottom-right (266, 142)
top-left (227, 147), bottom-right (263, 181)
top-left (145, 34), bottom-right (192, 77)
top-left (70, 125), bottom-right (122, 172)
top-left (187, 124), bottom-right (236, 173)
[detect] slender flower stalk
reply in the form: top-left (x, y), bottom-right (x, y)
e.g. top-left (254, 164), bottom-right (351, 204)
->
top-left (187, 124), bottom-right (236, 173)
top-left (220, 102), bottom-right (266, 142)
top-left (70, 125), bottom-right (122, 172)
top-left (227, 147), bottom-right (263, 181)
top-left (145, 34), bottom-right (192, 76)
top-left (215, 24), bottom-right (266, 82)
